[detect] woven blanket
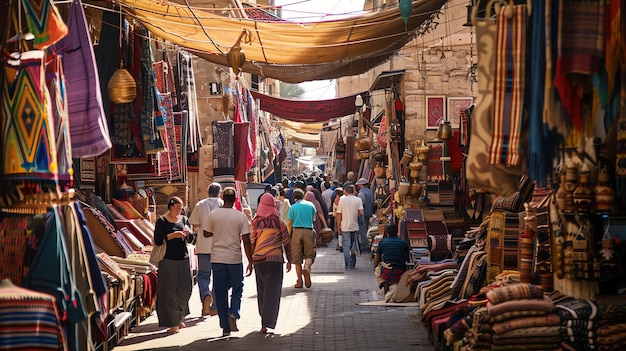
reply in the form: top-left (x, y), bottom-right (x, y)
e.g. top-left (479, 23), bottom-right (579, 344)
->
top-left (495, 325), bottom-right (560, 339)
top-left (490, 309), bottom-right (548, 323)
top-left (492, 314), bottom-right (560, 334)
top-left (487, 283), bottom-right (545, 305)
top-left (487, 298), bottom-right (554, 317)
top-left (490, 5), bottom-right (527, 167)
top-left (486, 210), bottom-right (505, 282)
top-left (555, 298), bottom-right (599, 321)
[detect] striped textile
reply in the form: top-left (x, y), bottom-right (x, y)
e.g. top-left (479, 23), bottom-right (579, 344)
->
top-left (50, 0), bottom-right (111, 158)
top-left (0, 281), bottom-right (66, 350)
top-left (157, 93), bottom-right (180, 180)
top-left (20, 0), bottom-right (68, 49)
top-left (45, 54), bottom-right (73, 185)
top-left (2, 50), bottom-right (58, 180)
top-left (250, 215), bottom-right (292, 264)
top-left (487, 284), bottom-right (545, 305)
top-left (486, 210), bottom-right (506, 282)
top-left (489, 5), bottom-right (528, 167)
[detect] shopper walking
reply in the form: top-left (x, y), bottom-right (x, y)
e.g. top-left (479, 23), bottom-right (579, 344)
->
top-left (205, 187), bottom-right (253, 337)
top-left (336, 184), bottom-right (364, 270)
top-left (188, 182), bottom-right (223, 316)
top-left (153, 196), bottom-right (194, 334)
top-left (250, 193), bottom-right (292, 333)
top-left (355, 177), bottom-right (375, 254)
top-left (287, 189), bottom-right (317, 288)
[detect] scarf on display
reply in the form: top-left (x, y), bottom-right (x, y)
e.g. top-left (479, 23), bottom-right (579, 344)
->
top-left (553, 0), bottom-right (605, 135)
top-left (45, 54), bottom-right (73, 186)
top-left (20, 0), bottom-right (67, 49)
top-left (137, 28), bottom-right (162, 154)
top-left (2, 50), bottom-right (58, 180)
top-left (51, 0), bottom-right (110, 158)
top-left (157, 93), bottom-right (180, 180)
top-left (212, 120), bottom-right (235, 181)
top-left (234, 84), bottom-right (254, 170)
top-left (178, 51), bottom-right (200, 152)
top-left (234, 121), bottom-right (250, 182)
top-left (489, 4), bottom-right (527, 167)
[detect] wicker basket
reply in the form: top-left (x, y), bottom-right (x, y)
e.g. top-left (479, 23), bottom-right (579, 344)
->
top-left (320, 227), bottom-right (334, 243)
top-left (108, 68), bottom-right (137, 104)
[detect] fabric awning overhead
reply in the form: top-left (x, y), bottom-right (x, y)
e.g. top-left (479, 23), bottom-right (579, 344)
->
top-left (116, 0), bottom-right (447, 83)
top-left (251, 90), bottom-right (367, 122)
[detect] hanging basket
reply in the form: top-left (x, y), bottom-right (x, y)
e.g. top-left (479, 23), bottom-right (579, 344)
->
top-left (320, 227), bottom-right (334, 243)
top-left (108, 68), bottom-right (137, 104)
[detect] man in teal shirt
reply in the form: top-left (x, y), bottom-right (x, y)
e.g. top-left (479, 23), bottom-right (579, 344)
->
top-left (287, 189), bottom-right (317, 288)
top-left (374, 223), bottom-right (410, 294)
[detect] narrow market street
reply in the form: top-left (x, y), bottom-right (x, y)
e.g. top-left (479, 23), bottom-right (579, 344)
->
top-left (113, 238), bottom-right (434, 351)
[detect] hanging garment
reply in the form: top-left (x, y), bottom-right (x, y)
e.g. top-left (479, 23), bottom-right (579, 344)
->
top-left (489, 5), bottom-right (528, 168)
top-left (23, 207), bottom-right (87, 351)
top-left (20, 0), bottom-right (68, 49)
top-left (157, 92), bottom-right (180, 180)
top-left (45, 54), bottom-right (73, 186)
top-left (178, 51), bottom-right (200, 152)
top-left (2, 50), bottom-right (58, 180)
top-left (234, 121), bottom-right (250, 182)
top-left (137, 27), bottom-right (163, 154)
top-left (465, 5), bottom-right (518, 197)
top-left (51, 0), bottom-right (111, 158)
top-left (212, 120), bottom-right (235, 182)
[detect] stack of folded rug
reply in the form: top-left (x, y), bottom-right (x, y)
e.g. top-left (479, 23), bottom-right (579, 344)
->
top-left (486, 284), bottom-right (560, 350)
top-left (595, 295), bottom-right (626, 351)
top-left (554, 298), bottom-right (599, 351)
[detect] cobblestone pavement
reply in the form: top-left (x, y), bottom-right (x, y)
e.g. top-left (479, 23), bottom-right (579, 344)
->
top-left (113, 238), bottom-right (435, 351)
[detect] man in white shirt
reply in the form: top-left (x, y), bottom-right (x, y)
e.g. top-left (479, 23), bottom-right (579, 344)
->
top-left (335, 184), bottom-right (364, 270)
top-left (206, 187), bottom-right (253, 337)
top-left (188, 183), bottom-right (223, 316)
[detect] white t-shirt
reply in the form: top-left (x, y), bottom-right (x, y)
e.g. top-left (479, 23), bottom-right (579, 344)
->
top-left (189, 197), bottom-right (223, 254)
top-left (336, 194), bottom-right (363, 232)
top-left (207, 207), bottom-right (250, 264)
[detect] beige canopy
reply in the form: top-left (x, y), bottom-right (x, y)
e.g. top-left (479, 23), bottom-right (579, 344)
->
top-left (117, 0), bottom-right (446, 83)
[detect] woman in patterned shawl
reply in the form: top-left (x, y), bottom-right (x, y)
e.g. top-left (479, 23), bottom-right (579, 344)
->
top-left (250, 193), bottom-right (292, 334)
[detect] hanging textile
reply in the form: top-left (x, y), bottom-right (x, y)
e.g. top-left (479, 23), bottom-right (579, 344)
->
top-left (528, 0), bottom-right (550, 187)
top-left (52, 0), bottom-right (111, 158)
top-left (137, 27), bottom-right (162, 154)
top-left (233, 122), bottom-right (249, 182)
top-left (616, 71), bottom-right (626, 197)
top-left (23, 207), bottom-right (87, 351)
top-left (156, 93), bottom-right (180, 180)
top-left (0, 215), bottom-right (38, 286)
top-left (73, 202), bottom-right (109, 343)
top-left (250, 90), bottom-right (368, 122)
top-left (20, 0), bottom-right (68, 49)
top-left (212, 120), bottom-right (235, 182)
top-left (45, 54), bottom-right (73, 187)
top-left (2, 50), bottom-right (58, 180)
top-left (0, 279), bottom-right (67, 350)
top-left (489, 4), bottom-right (528, 167)
top-left (178, 51), bottom-right (201, 152)
top-left (465, 5), bottom-right (518, 197)
top-left (553, 0), bottom-right (605, 134)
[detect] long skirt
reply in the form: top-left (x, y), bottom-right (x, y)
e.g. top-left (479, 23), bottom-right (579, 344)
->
top-left (255, 261), bottom-right (284, 329)
top-left (156, 258), bottom-right (192, 327)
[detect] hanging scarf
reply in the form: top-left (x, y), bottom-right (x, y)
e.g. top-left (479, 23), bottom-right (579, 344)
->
top-left (616, 70), bottom-right (626, 198)
top-left (489, 5), bottom-right (528, 167)
top-left (157, 92), bottom-right (180, 180)
top-left (2, 50), bottom-right (58, 180)
top-left (51, 0), bottom-right (111, 158)
top-left (21, 0), bottom-right (68, 49)
top-left (45, 54), bottom-right (73, 186)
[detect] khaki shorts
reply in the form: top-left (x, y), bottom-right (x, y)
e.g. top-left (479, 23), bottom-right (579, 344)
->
top-left (290, 228), bottom-right (316, 264)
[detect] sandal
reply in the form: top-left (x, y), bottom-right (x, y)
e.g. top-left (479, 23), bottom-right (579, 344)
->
top-left (294, 281), bottom-right (303, 288)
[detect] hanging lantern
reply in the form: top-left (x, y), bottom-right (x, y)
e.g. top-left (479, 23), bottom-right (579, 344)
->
top-left (399, 0), bottom-right (412, 25)
top-left (227, 45), bottom-right (245, 74)
top-left (227, 29), bottom-right (250, 75)
top-left (437, 120), bottom-right (453, 140)
top-left (108, 62), bottom-right (137, 104)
